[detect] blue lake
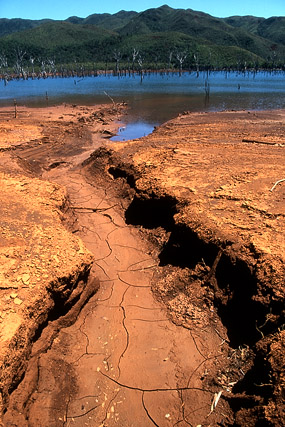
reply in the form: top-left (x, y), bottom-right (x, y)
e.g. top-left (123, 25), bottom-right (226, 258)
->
top-left (0, 71), bottom-right (284, 140)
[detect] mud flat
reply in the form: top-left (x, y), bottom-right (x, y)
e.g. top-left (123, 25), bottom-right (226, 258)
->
top-left (0, 105), bottom-right (284, 426)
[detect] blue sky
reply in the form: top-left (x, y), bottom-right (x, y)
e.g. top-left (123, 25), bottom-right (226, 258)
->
top-left (0, 0), bottom-right (284, 20)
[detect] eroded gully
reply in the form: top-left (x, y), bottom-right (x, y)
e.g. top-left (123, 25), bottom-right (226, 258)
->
top-left (6, 133), bottom-right (227, 426)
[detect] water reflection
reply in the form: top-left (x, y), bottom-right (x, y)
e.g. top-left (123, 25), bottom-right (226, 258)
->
top-left (0, 71), bottom-right (284, 140)
top-left (110, 122), bottom-right (156, 141)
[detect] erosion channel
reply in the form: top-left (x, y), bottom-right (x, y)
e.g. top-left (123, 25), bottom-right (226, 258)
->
top-left (0, 105), bottom-right (284, 427)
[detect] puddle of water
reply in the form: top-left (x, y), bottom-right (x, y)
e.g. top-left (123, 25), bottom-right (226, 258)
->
top-left (110, 121), bottom-right (156, 141)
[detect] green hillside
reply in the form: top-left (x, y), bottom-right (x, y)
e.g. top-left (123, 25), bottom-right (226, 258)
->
top-left (118, 6), bottom-right (283, 59)
top-left (223, 16), bottom-right (265, 34)
top-left (224, 15), bottom-right (285, 45)
top-left (5, 21), bottom-right (114, 47)
top-left (0, 5), bottom-right (284, 71)
top-left (0, 18), bottom-right (52, 37)
top-left (0, 21), bottom-right (117, 64)
top-left (81, 10), bottom-right (138, 31)
top-left (257, 17), bottom-right (285, 45)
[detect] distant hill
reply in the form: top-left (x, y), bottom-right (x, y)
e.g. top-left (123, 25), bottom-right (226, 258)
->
top-left (75, 10), bottom-right (138, 31)
top-left (117, 6), bottom-right (280, 60)
top-left (0, 5), bottom-right (284, 70)
top-left (223, 15), bottom-right (265, 34)
top-left (4, 21), bottom-right (115, 47)
top-left (0, 18), bottom-right (52, 37)
top-left (0, 21), bottom-right (118, 66)
top-left (223, 15), bottom-right (285, 45)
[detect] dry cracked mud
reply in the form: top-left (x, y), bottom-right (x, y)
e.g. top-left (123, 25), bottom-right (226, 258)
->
top-left (0, 104), bottom-right (284, 427)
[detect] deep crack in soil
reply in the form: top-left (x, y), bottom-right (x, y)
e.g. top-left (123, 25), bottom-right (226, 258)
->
top-left (5, 168), bottom-right (227, 426)
top-left (0, 105), bottom-right (284, 427)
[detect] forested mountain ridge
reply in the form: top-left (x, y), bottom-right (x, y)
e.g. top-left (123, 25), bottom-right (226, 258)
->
top-left (223, 15), bottom-right (285, 45)
top-left (0, 5), bottom-right (284, 70)
top-left (0, 18), bottom-right (52, 37)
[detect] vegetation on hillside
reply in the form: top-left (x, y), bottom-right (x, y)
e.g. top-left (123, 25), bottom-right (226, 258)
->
top-left (0, 5), bottom-right (284, 77)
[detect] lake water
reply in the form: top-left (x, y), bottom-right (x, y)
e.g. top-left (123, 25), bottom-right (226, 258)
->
top-left (0, 71), bottom-right (284, 140)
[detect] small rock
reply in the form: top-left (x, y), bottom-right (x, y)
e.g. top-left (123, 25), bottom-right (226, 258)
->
top-left (22, 273), bottom-right (30, 284)
top-left (10, 293), bottom-right (18, 299)
top-left (14, 297), bottom-right (23, 305)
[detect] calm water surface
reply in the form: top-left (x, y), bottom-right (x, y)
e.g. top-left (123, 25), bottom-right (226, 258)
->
top-left (1, 71), bottom-right (284, 140)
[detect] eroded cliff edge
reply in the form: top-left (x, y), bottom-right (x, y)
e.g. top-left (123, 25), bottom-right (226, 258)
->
top-left (86, 109), bottom-right (285, 426)
top-left (0, 170), bottom-right (96, 414)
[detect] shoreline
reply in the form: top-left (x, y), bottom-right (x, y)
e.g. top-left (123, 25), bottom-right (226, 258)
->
top-left (1, 68), bottom-right (284, 80)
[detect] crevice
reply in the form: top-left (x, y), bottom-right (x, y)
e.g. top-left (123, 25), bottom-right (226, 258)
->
top-left (232, 353), bottom-right (273, 400)
top-left (117, 285), bottom-right (130, 378)
top-left (159, 223), bottom-right (219, 269)
top-left (99, 389), bottom-right (120, 426)
top-left (99, 370), bottom-right (213, 393)
top-left (141, 392), bottom-right (160, 427)
top-left (32, 267), bottom-right (91, 343)
top-left (213, 253), bottom-right (284, 348)
top-left (66, 403), bottom-right (100, 420)
top-left (123, 191), bottom-right (283, 349)
top-left (125, 194), bottom-right (177, 230)
top-left (213, 253), bottom-right (266, 347)
top-left (3, 273), bottom-right (99, 421)
top-left (108, 166), bottom-right (136, 188)
top-left (104, 162), bottom-right (284, 426)
top-left (5, 270), bottom-right (90, 401)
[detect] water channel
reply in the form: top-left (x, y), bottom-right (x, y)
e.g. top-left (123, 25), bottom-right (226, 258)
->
top-left (1, 71), bottom-right (284, 140)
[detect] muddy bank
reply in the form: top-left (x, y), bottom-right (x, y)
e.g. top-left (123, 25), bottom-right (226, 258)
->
top-left (0, 105), bottom-right (284, 426)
